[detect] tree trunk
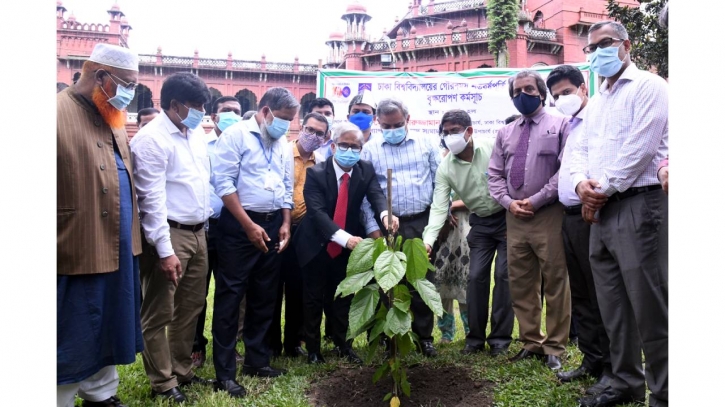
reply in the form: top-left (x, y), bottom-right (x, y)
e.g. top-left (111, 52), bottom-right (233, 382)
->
top-left (496, 47), bottom-right (509, 68)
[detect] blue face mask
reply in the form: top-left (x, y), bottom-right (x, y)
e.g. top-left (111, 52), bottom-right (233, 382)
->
top-left (512, 92), bottom-right (543, 116)
top-left (216, 111), bottom-right (242, 132)
top-left (177, 104), bottom-right (204, 130)
top-left (382, 126), bottom-right (407, 145)
top-left (265, 110), bottom-right (290, 139)
top-left (349, 112), bottom-right (374, 131)
top-left (589, 43), bottom-right (624, 78)
top-left (102, 81), bottom-right (135, 111)
top-left (334, 146), bottom-right (361, 168)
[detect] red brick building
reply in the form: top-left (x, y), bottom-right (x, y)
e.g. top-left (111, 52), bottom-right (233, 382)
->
top-left (56, 0), bottom-right (636, 136)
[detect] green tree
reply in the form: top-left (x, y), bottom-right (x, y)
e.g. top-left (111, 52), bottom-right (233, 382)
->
top-left (487, 0), bottom-right (519, 67)
top-left (606, 0), bottom-right (668, 78)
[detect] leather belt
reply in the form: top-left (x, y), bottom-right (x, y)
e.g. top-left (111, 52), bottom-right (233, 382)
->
top-left (610, 185), bottom-right (662, 202)
top-left (247, 210), bottom-right (280, 223)
top-left (168, 219), bottom-right (205, 232)
top-left (398, 208), bottom-right (430, 222)
top-left (563, 204), bottom-right (583, 215)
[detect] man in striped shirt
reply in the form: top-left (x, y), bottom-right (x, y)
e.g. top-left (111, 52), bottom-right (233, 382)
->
top-left (570, 21), bottom-right (668, 407)
top-left (360, 97), bottom-right (441, 357)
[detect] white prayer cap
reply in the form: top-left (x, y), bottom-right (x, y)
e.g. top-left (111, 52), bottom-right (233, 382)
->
top-left (356, 90), bottom-right (377, 110)
top-left (89, 43), bottom-right (139, 72)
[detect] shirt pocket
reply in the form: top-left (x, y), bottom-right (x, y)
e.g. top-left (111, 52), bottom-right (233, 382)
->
top-left (536, 134), bottom-right (561, 157)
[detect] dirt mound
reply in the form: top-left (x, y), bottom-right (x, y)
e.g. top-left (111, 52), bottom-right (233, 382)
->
top-left (307, 365), bottom-right (494, 407)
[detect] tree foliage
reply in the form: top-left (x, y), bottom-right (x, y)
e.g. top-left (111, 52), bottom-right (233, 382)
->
top-left (606, 0), bottom-right (668, 78)
top-left (487, 0), bottom-right (519, 67)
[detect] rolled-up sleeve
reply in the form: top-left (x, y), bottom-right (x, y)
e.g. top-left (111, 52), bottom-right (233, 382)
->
top-left (487, 127), bottom-right (513, 210)
top-left (282, 145), bottom-right (294, 210)
top-left (213, 129), bottom-right (242, 198)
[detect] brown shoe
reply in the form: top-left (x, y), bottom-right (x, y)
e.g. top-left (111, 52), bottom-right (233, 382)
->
top-left (191, 350), bottom-right (205, 368)
top-left (235, 349), bottom-right (244, 364)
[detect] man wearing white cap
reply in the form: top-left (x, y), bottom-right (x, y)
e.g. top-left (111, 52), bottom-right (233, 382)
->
top-left (57, 43), bottom-right (143, 407)
top-left (347, 92), bottom-right (377, 144)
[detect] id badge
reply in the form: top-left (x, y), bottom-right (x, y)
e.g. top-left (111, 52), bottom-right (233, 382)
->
top-left (264, 171), bottom-right (280, 191)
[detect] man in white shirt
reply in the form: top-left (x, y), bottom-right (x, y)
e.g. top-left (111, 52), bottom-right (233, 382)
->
top-left (571, 21), bottom-right (668, 407)
top-left (210, 87), bottom-right (296, 399)
top-left (131, 72), bottom-right (213, 404)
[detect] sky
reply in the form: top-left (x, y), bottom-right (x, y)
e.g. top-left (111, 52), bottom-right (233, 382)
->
top-left (61, 0), bottom-right (414, 65)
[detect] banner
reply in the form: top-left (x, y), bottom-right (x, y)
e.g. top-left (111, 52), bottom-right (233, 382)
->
top-left (317, 63), bottom-right (595, 140)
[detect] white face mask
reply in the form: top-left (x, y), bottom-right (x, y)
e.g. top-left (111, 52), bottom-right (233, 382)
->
top-left (443, 131), bottom-right (469, 155)
top-left (554, 87), bottom-right (583, 116)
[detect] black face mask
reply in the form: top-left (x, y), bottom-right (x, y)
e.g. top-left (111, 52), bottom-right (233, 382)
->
top-left (512, 92), bottom-right (543, 116)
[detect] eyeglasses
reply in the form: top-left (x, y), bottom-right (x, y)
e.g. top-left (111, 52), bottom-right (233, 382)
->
top-left (336, 143), bottom-right (362, 153)
top-left (102, 70), bottom-right (138, 91)
top-left (582, 37), bottom-right (626, 54)
top-left (303, 126), bottom-right (326, 138)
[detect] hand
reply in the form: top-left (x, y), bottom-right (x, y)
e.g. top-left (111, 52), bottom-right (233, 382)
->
top-left (575, 179), bottom-right (608, 211)
top-left (277, 224), bottom-right (290, 253)
top-left (159, 254), bottom-right (182, 286)
top-left (368, 230), bottom-right (383, 239)
top-left (383, 215), bottom-right (400, 234)
top-left (520, 198), bottom-right (535, 214)
top-left (425, 243), bottom-right (433, 260)
top-left (346, 236), bottom-right (363, 250)
top-left (448, 214), bottom-right (459, 228)
top-left (582, 206), bottom-right (599, 225)
top-left (509, 200), bottom-right (534, 220)
top-left (658, 167), bottom-right (668, 195)
top-left (244, 222), bottom-right (270, 253)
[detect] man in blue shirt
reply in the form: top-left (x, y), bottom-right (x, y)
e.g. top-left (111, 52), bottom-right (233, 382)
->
top-left (210, 88), bottom-right (296, 399)
top-left (310, 97), bottom-right (336, 159)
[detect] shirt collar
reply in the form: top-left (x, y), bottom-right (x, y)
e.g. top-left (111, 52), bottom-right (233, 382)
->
top-left (332, 157), bottom-right (353, 179)
top-left (380, 129), bottom-right (417, 146)
top-left (520, 107), bottom-right (547, 125)
top-left (569, 105), bottom-right (588, 125)
top-left (598, 64), bottom-right (640, 93)
top-left (159, 111), bottom-right (185, 137)
top-left (243, 116), bottom-right (263, 135)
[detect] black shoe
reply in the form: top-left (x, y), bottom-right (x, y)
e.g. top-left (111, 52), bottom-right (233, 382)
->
top-left (460, 344), bottom-right (484, 355)
top-left (489, 346), bottom-right (508, 357)
top-left (585, 375), bottom-right (613, 396)
top-left (151, 386), bottom-right (186, 403)
top-left (556, 365), bottom-right (597, 383)
top-left (545, 355), bottom-right (562, 371)
top-left (420, 341), bottom-right (437, 357)
top-left (508, 349), bottom-right (542, 362)
top-left (241, 365), bottom-right (287, 378)
top-left (578, 388), bottom-right (644, 407)
top-left (285, 345), bottom-right (308, 357)
top-left (179, 375), bottom-right (213, 387)
top-left (213, 379), bottom-right (247, 398)
top-left (330, 346), bottom-right (342, 357)
top-left (340, 348), bottom-right (363, 365)
top-left (308, 352), bottom-right (326, 364)
top-left (81, 396), bottom-right (126, 407)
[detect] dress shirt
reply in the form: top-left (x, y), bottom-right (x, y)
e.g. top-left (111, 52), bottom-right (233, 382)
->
top-left (422, 138), bottom-right (504, 247)
top-left (290, 141), bottom-right (322, 224)
top-left (570, 64), bottom-right (668, 195)
top-left (316, 139), bottom-right (333, 160)
top-left (488, 108), bottom-right (570, 211)
top-left (212, 118), bottom-right (293, 212)
top-left (361, 131), bottom-right (441, 234)
top-left (557, 106), bottom-right (587, 207)
top-left (206, 130), bottom-right (224, 219)
top-left (131, 111), bottom-right (212, 258)
top-left (330, 159), bottom-right (356, 248)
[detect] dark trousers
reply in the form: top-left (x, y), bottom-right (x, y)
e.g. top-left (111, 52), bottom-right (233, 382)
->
top-left (268, 224), bottom-right (305, 355)
top-left (465, 211), bottom-right (514, 349)
top-left (212, 208), bottom-right (282, 380)
top-left (302, 250), bottom-right (352, 353)
top-left (562, 211), bottom-right (610, 375)
top-left (590, 190), bottom-right (668, 406)
top-left (192, 221), bottom-right (218, 353)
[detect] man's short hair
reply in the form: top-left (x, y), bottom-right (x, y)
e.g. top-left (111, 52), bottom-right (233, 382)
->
top-left (376, 97), bottom-right (409, 119)
top-left (211, 96), bottom-right (240, 114)
top-left (348, 94), bottom-right (376, 115)
top-left (137, 107), bottom-right (160, 124)
top-left (508, 70), bottom-right (547, 103)
top-left (302, 112), bottom-right (330, 134)
top-left (309, 97), bottom-right (335, 116)
top-left (589, 20), bottom-right (629, 40)
top-left (332, 121), bottom-right (364, 144)
top-left (504, 114), bottom-right (521, 125)
top-left (545, 65), bottom-right (585, 92)
top-left (242, 110), bottom-right (256, 120)
top-left (440, 109), bottom-right (472, 130)
top-left (258, 87), bottom-right (300, 112)
top-left (160, 72), bottom-right (211, 110)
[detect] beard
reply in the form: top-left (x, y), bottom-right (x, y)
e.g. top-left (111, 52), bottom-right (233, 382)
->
top-left (91, 82), bottom-right (127, 130)
top-left (258, 120), bottom-right (278, 149)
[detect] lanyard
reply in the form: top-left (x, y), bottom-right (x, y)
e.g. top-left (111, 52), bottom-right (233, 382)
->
top-left (253, 133), bottom-right (273, 168)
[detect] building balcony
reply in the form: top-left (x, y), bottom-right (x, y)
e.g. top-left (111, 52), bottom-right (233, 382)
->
top-left (134, 54), bottom-right (319, 75)
top-left (365, 28), bottom-right (489, 55)
top-left (571, 10), bottom-right (609, 36)
top-left (418, 0), bottom-right (486, 16)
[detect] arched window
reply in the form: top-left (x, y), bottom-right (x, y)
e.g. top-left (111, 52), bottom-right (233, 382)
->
top-left (299, 92), bottom-right (317, 119)
top-left (204, 87), bottom-right (224, 115)
top-left (127, 84), bottom-right (153, 113)
top-left (234, 89), bottom-right (258, 114)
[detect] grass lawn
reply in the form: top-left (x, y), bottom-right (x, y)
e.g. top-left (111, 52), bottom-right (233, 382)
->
top-left (86, 275), bottom-right (644, 407)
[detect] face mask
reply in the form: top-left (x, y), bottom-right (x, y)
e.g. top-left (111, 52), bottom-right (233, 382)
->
top-left (590, 43), bottom-right (624, 78)
top-left (349, 112), bottom-right (374, 131)
top-left (216, 111), bottom-right (242, 132)
top-left (102, 83), bottom-right (135, 111)
top-left (512, 92), bottom-right (543, 116)
top-left (177, 104), bottom-right (204, 130)
top-left (266, 110), bottom-right (290, 139)
top-left (382, 126), bottom-right (407, 145)
top-left (443, 131), bottom-right (469, 155)
top-left (325, 116), bottom-right (334, 128)
top-left (554, 88), bottom-right (583, 116)
top-left (297, 131), bottom-right (323, 152)
top-left (334, 146), bottom-right (361, 168)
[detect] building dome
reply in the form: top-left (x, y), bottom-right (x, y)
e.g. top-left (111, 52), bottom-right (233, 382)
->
top-left (328, 31), bottom-right (344, 41)
top-left (68, 12), bottom-right (76, 22)
top-left (120, 16), bottom-right (129, 25)
top-left (345, 1), bottom-right (367, 14)
top-left (57, 1), bottom-right (63, 6)
top-left (111, 2), bottom-right (121, 11)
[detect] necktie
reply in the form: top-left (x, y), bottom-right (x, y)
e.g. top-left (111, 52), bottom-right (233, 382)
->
top-left (509, 119), bottom-right (530, 190)
top-left (327, 172), bottom-right (350, 259)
